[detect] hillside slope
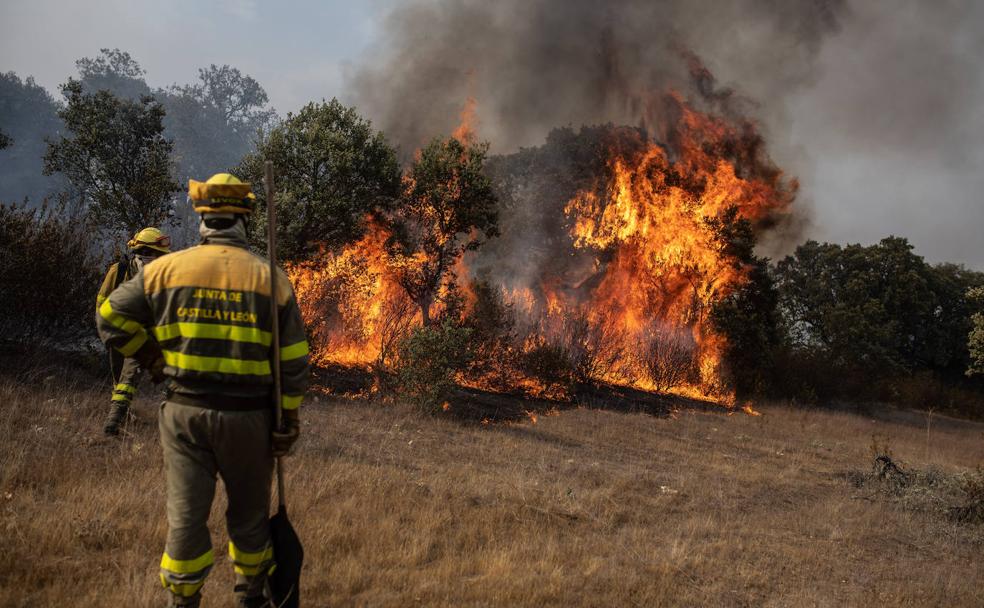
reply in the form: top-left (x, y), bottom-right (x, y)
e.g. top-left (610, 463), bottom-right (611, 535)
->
top-left (1, 363), bottom-right (982, 607)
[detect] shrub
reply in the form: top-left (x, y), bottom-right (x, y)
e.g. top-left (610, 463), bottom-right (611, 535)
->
top-left (289, 251), bottom-right (387, 361)
top-left (517, 337), bottom-right (575, 397)
top-left (374, 294), bottom-right (416, 381)
top-left (640, 324), bottom-right (697, 393)
top-left (968, 287), bottom-right (984, 377)
top-left (461, 281), bottom-right (517, 389)
top-left (0, 199), bottom-right (104, 345)
top-left (561, 311), bottom-right (628, 386)
top-left (953, 469), bottom-right (984, 524)
top-left (394, 321), bottom-right (473, 412)
top-left (851, 455), bottom-right (984, 525)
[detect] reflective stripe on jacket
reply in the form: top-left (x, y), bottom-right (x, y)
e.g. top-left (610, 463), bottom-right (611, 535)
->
top-left (96, 239), bottom-right (309, 408)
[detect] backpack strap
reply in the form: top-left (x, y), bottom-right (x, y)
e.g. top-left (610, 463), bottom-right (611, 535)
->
top-left (113, 259), bottom-right (129, 289)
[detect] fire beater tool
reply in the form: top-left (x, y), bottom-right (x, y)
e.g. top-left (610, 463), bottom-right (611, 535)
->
top-left (266, 160), bottom-right (304, 607)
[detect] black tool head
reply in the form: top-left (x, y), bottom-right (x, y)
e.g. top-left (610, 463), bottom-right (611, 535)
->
top-left (270, 505), bottom-right (304, 608)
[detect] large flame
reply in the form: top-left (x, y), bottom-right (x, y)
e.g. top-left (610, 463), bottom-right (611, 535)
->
top-left (541, 94), bottom-right (790, 396)
top-left (289, 90), bottom-right (793, 403)
top-left (288, 222), bottom-right (415, 368)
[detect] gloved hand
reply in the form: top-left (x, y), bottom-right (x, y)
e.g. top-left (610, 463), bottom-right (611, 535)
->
top-left (147, 356), bottom-right (166, 384)
top-left (134, 341), bottom-right (166, 384)
top-left (271, 408), bottom-right (300, 457)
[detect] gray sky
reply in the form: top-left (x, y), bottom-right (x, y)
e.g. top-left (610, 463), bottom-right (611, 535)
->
top-left (2, 0), bottom-right (982, 268)
top-left (0, 0), bottom-right (391, 113)
top-left (781, 0), bottom-right (984, 269)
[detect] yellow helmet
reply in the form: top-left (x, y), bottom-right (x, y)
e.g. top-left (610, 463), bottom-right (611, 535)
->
top-left (188, 173), bottom-right (256, 214)
top-left (127, 227), bottom-right (171, 254)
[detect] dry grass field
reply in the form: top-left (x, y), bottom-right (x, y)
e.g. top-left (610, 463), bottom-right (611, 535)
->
top-left (1, 357), bottom-right (983, 607)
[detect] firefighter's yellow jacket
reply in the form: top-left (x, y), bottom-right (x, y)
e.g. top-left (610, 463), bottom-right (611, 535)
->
top-left (96, 260), bottom-right (133, 310)
top-left (95, 233), bottom-right (309, 409)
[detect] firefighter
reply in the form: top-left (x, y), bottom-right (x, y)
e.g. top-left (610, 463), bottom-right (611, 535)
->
top-left (97, 227), bottom-right (171, 436)
top-left (96, 173), bottom-right (309, 608)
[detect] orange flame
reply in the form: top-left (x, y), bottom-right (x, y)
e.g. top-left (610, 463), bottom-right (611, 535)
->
top-left (497, 93), bottom-right (792, 400)
top-left (287, 221), bottom-right (416, 368)
top-left (291, 91), bottom-right (792, 404)
top-left (452, 96), bottom-right (478, 143)
top-left (742, 403), bottom-right (762, 416)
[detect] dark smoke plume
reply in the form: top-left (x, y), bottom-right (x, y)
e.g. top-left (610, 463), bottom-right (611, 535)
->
top-left (346, 0), bottom-right (854, 344)
top-left (350, 0), bottom-right (850, 271)
top-left (351, 0), bottom-right (846, 153)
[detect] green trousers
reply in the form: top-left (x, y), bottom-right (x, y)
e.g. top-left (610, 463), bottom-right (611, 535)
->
top-left (109, 351), bottom-right (143, 406)
top-left (158, 401), bottom-right (274, 604)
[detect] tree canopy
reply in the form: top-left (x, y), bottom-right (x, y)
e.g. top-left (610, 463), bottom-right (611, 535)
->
top-left (388, 136), bottom-right (499, 324)
top-left (44, 80), bottom-right (178, 237)
top-left (237, 99), bottom-right (401, 260)
top-left (69, 51), bottom-right (274, 180)
top-left (164, 64), bottom-right (275, 179)
top-left (968, 287), bottom-right (984, 377)
top-left (76, 48), bottom-right (151, 100)
top-left (177, 65), bottom-right (275, 133)
top-left (774, 237), bottom-right (984, 376)
top-left (0, 72), bottom-right (64, 202)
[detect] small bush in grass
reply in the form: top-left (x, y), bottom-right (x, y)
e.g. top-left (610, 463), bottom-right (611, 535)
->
top-left (851, 453), bottom-right (984, 525)
top-left (394, 321), bottom-right (473, 412)
top-left (952, 468), bottom-right (984, 524)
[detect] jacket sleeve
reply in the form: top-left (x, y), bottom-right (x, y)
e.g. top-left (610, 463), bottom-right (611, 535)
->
top-left (96, 268), bottom-right (162, 366)
top-left (276, 269), bottom-right (310, 411)
top-left (95, 264), bottom-right (119, 311)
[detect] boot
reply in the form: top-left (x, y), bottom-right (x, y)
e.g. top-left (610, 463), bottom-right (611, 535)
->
top-left (103, 403), bottom-right (129, 436)
top-left (236, 594), bottom-right (273, 608)
top-left (234, 573), bottom-right (273, 608)
top-left (166, 591), bottom-right (201, 608)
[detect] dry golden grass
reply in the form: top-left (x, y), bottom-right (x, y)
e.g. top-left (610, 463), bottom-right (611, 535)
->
top-left (1, 362), bottom-right (983, 607)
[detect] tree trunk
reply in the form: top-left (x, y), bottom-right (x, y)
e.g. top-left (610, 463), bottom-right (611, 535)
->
top-left (418, 295), bottom-right (433, 326)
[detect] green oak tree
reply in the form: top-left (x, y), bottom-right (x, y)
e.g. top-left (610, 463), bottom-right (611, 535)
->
top-left (0, 72), bottom-right (64, 201)
top-left (44, 79), bottom-right (178, 236)
top-left (774, 237), bottom-right (983, 376)
top-left (968, 287), bottom-right (984, 376)
top-left (237, 99), bottom-right (400, 260)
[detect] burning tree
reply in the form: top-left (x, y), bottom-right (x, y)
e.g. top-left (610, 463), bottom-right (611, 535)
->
top-left (387, 136), bottom-right (498, 325)
top-left (289, 68), bottom-right (797, 403)
top-left (287, 135), bottom-right (498, 373)
top-left (475, 88), bottom-right (795, 398)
